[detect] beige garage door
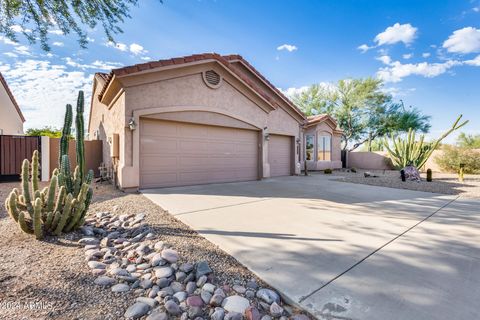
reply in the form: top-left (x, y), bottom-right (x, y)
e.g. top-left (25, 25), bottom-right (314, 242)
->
top-left (140, 118), bottom-right (259, 188)
top-left (268, 134), bottom-right (292, 177)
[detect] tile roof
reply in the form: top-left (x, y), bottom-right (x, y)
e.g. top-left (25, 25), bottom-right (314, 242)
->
top-left (0, 72), bottom-right (25, 122)
top-left (97, 53), bottom-right (305, 119)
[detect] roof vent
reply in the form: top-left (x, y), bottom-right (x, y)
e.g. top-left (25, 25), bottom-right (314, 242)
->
top-left (203, 70), bottom-right (222, 88)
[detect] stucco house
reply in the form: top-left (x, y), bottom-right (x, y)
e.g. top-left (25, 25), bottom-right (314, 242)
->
top-left (88, 53), bottom-right (342, 190)
top-left (0, 72), bottom-right (25, 135)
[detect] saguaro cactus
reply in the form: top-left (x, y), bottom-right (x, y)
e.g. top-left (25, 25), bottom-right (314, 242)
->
top-left (75, 91), bottom-right (86, 182)
top-left (59, 104), bottom-right (73, 167)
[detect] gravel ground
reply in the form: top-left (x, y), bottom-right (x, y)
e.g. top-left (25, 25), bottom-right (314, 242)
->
top-left (0, 182), bottom-right (301, 320)
top-left (330, 169), bottom-right (480, 198)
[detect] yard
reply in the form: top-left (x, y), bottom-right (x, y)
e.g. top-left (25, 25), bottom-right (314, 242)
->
top-left (0, 181), bottom-right (307, 320)
top-left (331, 170), bottom-right (480, 198)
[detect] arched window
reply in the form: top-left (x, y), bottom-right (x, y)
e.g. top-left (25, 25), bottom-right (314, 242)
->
top-left (317, 132), bottom-right (331, 161)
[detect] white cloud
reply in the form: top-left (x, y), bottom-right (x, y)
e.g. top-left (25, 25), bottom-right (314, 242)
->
top-left (14, 45), bottom-right (30, 56)
top-left (277, 44), bottom-right (298, 52)
top-left (279, 82), bottom-right (336, 98)
top-left (374, 23), bottom-right (418, 46)
top-left (422, 52), bottom-right (431, 58)
top-left (465, 55), bottom-right (480, 66)
top-left (0, 59), bottom-right (93, 129)
top-left (106, 41), bottom-right (128, 51)
top-left (4, 52), bottom-right (18, 58)
top-left (473, 6), bottom-right (480, 12)
top-left (48, 29), bottom-right (64, 35)
top-left (357, 44), bottom-right (374, 53)
top-left (52, 41), bottom-right (64, 47)
top-left (443, 27), bottom-right (480, 54)
top-left (381, 87), bottom-right (416, 97)
top-left (141, 56), bottom-right (152, 61)
top-left (402, 53), bottom-right (413, 59)
top-left (377, 59), bottom-right (461, 83)
top-left (0, 35), bottom-right (17, 46)
top-left (129, 43), bottom-right (147, 55)
top-left (64, 57), bottom-right (123, 71)
top-left (376, 55), bottom-right (392, 64)
top-left (10, 25), bottom-right (31, 33)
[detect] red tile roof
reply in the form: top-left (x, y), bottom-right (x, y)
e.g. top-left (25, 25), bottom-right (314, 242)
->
top-left (97, 53), bottom-right (305, 119)
top-left (0, 72), bottom-right (25, 122)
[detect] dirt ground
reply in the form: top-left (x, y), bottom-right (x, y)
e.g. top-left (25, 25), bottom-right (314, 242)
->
top-left (331, 170), bottom-right (480, 198)
top-left (0, 181), bottom-right (270, 320)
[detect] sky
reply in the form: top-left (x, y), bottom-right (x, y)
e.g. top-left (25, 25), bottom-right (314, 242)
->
top-left (0, 0), bottom-right (479, 142)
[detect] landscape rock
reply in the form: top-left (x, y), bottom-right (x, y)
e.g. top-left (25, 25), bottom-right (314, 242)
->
top-left (161, 248), bottom-right (179, 263)
top-left (165, 300), bottom-right (182, 315)
top-left (155, 267), bottom-right (173, 279)
top-left (94, 276), bottom-right (116, 286)
top-left (136, 297), bottom-right (158, 308)
top-left (111, 283), bottom-right (130, 293)
top-left (87, 261), bottom-right (106, 269)
top-left (186, 295), bottom-right (204, 307)
top-left (124, 302), bottom-right (150, 319)
top-left (269, 302), bottom-right (283, 317)
top-left (79, 237), bottom-right (100, 245)
top-left (195, 261), bottom-right (212, 278)
top-left (146, 309), bottom-right (168, 320)
top-left (245, 306), bottom-right (261, 320)
top-left (222, 295), bottom-right (250, 314)
top-left (256, 289), bottom-right (280, 304)
top-left (211, 308), bottom-right (225, 320)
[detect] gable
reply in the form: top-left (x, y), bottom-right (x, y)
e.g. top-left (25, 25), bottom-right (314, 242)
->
top-left (0, 72), bottom-right (25, 123)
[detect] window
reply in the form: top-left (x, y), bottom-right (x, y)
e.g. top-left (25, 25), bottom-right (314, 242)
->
top-left (305, 135), bottom-right (314, 161)
top-left (317, 133), bottom-right (331, 161)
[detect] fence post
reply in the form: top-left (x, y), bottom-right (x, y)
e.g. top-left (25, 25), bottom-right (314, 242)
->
top-left (40, 136), bottom-right (50, 181)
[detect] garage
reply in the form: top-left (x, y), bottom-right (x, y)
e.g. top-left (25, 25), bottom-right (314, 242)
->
top-left (140, 118), bottom-right (259, 188)
top-left (268, 134), bottom-right (292, 177)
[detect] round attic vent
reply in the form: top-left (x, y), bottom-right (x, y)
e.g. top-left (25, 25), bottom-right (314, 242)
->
top-left (203, 70), bottom-right (222, 88)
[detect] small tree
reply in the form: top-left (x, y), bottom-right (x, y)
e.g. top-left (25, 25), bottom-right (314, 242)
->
top-left (25, 126), bottom-right (62, 138)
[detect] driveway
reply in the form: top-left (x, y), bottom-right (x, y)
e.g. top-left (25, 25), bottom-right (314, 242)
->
top-left (142, 174), bottom-right (480, 320)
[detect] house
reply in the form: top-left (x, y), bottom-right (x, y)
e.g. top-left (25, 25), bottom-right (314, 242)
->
top-left (88, 53), bottom-right (342, 190)
top-left (0, 72), bottom-right (25, 135)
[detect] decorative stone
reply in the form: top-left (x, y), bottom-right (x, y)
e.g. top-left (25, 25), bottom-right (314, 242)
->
top-left (210, 294), bottom-right (225, 307)
top-left (245, 290), bottom-right (255, 299)
top-left (136, 297), bottom-right (158, 308)
top-left (222, 295), bottom-right (250, 314)
top-left (256, 289), bottom-right (280, 304)
top-left (94, 276), bottom-right (116, 286)
top-left (291, 315), bottom-right (309, 320)
top-left (124, 302), bottom-right (150, 319)
top-left (137, 263), bottom-right (151, 270)
top-left (246, 280), bottom-right (258, 290)
top-left (211, 308), bottom-right (225, 320)
top-left (149, 286), bottom-right (160, 298)
top-left (179, 263), bottom-right (194, 273)
top-left (165, 300), bottom-right (182, 315)
top-left (140, 279), bottom-right (153, 289)
top-left (91, 269), bottom-right (106, 276)
top-left (110, 268), bottom-right (129, 277)
top-left (151, 254), bottom-right (164, 267)
top-left (186, 281), bottom-right (196, 294)
top-left (173, 291), bottom-right (188, 302)
top-left (269, 302), bottom-right (283, 317)
top-left (245, 306), bottom-right (261, 320)
top-left (157, 277), bottom-right (170, 288)
top-left (79, 237), bottom-right (99, 245)
top-left (176, 271), bottom-right (187, 282)
top-left (195, 261), bottom-right (212, 278)
top-left (233, 285), bottom-right (246, 294)
top-left (202, 283), bottom-right (215, 293)
top-left (201, 290), bottom-right (212, 304)
top-left (188, 306), bottom-right (203, 318)
top-left (161, 249), bottom-right (179, 263)
top-left (170, 281), bottom-right (184, 292)
top-left (126, 264), bottom-right (137, 273)
top-left (196, 275), bottom-right (207, 287)
top-left (87, 261), bottom-right (106, 269)
top-left (260, 316), bottom-right (272, 320)
top-left (111, 283), bottom-right (130, 293)
top-left (155, 267), bottom-right (173, 279)
top-left (146, 309), bottom-right (168, 320)
top-left (186, 296), bottom-right (204, 307)
top-left (225, 312), bottom-right (243, 320)
top-left (154, 241), bottom-right (164, 251)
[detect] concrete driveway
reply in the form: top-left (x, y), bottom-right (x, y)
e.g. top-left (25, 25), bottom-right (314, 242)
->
top-left (142, 174), bottom-right (480, 320)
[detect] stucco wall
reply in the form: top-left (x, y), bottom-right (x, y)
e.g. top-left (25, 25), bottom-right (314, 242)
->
top-left (0, 85), bottom-right (23, 135)
top-left (90, 63), bottom-right (304, 189)
top-left (347, 151), bottom-right (393, 170)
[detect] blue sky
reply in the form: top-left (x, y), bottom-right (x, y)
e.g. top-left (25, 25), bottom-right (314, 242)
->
top-left (0, 0), bottom-right (479, 142)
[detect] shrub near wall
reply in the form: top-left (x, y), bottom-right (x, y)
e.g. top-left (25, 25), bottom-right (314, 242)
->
top-left (435, 146), bottom-right (480, 174)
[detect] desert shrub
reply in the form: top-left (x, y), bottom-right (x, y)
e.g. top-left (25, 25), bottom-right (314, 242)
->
top-left (435, 145), bottom-right (480, 174)
top-left (324, 168), bottom-right (333, 174)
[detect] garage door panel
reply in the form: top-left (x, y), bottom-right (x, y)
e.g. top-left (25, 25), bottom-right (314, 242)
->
top-left (140, 119), bottom-right (259, 188)
top-left (269, 134), bottom-right (292, 177)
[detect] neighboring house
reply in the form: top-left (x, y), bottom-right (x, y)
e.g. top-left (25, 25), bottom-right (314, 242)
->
top-left (88, 53), bottom-right (342, 190)
top-left (0, 72), bottom-right (25, 135)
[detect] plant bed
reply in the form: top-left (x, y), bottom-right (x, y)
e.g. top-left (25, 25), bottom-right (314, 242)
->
top-left (0, 182), bottom-right (310, 319)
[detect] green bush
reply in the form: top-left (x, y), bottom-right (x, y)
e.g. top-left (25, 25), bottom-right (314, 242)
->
top-left (324, 168), bottom-right (333, 174)
top-left (435, 145), bottom-right (480, 174)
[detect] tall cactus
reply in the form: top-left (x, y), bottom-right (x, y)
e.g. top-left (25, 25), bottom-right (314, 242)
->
top-left (59, 104), bottom-right (73, 167)
top-left (75, 91), bottom-right (86, 182)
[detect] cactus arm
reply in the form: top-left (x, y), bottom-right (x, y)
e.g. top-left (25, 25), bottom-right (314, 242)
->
top-left (49, 211), bottom-right (61, 232)
top-left (60, 155), bottom-right (73, 194)
top-left (65, 202), bottom-right (85, 233)
top-left (18, 211), bottom-right (33, 234)
top-left (21, 159), bottom-right (33, 215)
top-left (59, 104), bottom-right (73, 167)
top-left (46, 175), bottom-right (57, 212)
top-left (75, 91), bottom-right (86, 182)
top-left (73, 166), bottom-right (81, 196)
top-left (45, 211), bottom-right (54, 230)
top-left (33, 198), bottom-right (43, 240)
top-left (54, 194), bottom-right (74, 235)
top-left (85, 170), bottom-right (94, 185)
top-left (32, 150), bottom-right (40, 193)
top-left (6, 191), bottom-right (20, 222)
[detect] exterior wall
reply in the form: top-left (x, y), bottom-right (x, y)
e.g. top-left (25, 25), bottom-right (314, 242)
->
top-left (0, 85), bottom-right (23, 135)
top-left (303, 122), bottom-right (342, 170)
top-left (91, 64), bottom-right (303, 189)
top-left (49, 138), bottom-right (103, 178)
top-left (347, 151), bottom-right (393, 170)
top-left (88, 76), bottom-right (126, 185)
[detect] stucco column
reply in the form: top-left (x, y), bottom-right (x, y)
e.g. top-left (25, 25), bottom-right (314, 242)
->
top-left (40, 136), bottom-right (50, 181)
top-left (262, 127), bottom-right (270, 178)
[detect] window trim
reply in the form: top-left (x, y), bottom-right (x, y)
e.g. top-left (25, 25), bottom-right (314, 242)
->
top-left (305, 134), bottom-right (315, 161)
top-left (317, 131), bottom-right (332, 162)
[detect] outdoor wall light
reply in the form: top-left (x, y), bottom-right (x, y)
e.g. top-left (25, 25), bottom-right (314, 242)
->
top-left (128, 118), bottom-right (136, 130)
top-left (296, 137), bottom-right (301, 144)
top-left (263, 126), bottom-right (269, 141)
